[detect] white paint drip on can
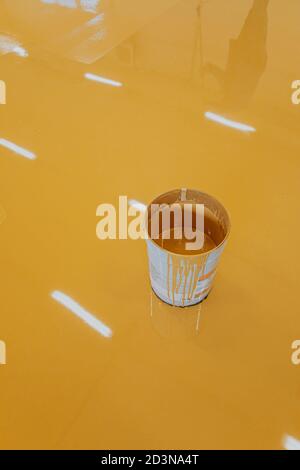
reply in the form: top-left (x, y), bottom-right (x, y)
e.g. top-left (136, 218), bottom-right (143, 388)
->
top-left (146, 238), bottom-right (226, 307)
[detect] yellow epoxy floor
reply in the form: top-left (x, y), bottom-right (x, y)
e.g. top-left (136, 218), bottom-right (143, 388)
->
top-left (0, 0), bottom-right (300, 450)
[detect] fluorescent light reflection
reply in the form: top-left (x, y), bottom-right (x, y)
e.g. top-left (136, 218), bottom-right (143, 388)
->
top-left (283, 435), bottom-right (300, 451)
top-left (51, 290), bottom-right (112, 338)
top-left (12, 46), bottom-right (29, 58)
top-left (0, 138), bottom-right (36, 160)
top-left (204, 111), bottom-right (256, 133)
top-left (80, 0), bottom-right (100, 12)
top-left (0, 35), bottom-right (29, 57)
top-left (84, 72), bottom-right (123, 88)
top-left (128, 199), bottom-right (147, 212)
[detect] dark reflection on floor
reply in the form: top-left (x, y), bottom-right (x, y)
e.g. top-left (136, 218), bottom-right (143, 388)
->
top-left (204, 0), bottom-right (269, 111)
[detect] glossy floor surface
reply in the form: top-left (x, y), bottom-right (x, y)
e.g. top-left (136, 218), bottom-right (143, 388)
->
top-left (1, 0), bottom-right (300, 450)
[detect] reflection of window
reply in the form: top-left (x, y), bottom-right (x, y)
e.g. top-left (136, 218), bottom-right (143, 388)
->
top-left (41, 0), bottom-right (100, 13)
top-left (80, 0), bottom-right (100, 13)
top-left (42, 0), bottom-right (77, 7)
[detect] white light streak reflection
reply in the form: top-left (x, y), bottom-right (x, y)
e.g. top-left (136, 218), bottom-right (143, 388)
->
top-left (84, 73), bottom-right (123, 88)
top-left (128, 199), bottom-right (147, 212)
top-left (204, 111), bottom-right (256, 133)
top-left (0, 138), bottom-right (36, 160)
top-left (51, 290), bottom-right (112, 338)
top-left (0, 35), bottom-right (29, 58)
top-left (283, 434), bottom-right (300, 451)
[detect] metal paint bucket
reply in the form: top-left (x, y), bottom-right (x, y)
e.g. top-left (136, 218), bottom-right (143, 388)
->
top-left (145, 189), bottom-right (230, 307)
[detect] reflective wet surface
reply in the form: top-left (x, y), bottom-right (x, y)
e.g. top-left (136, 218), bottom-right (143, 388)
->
top-left (1, 0), bottom-right (300, 450)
